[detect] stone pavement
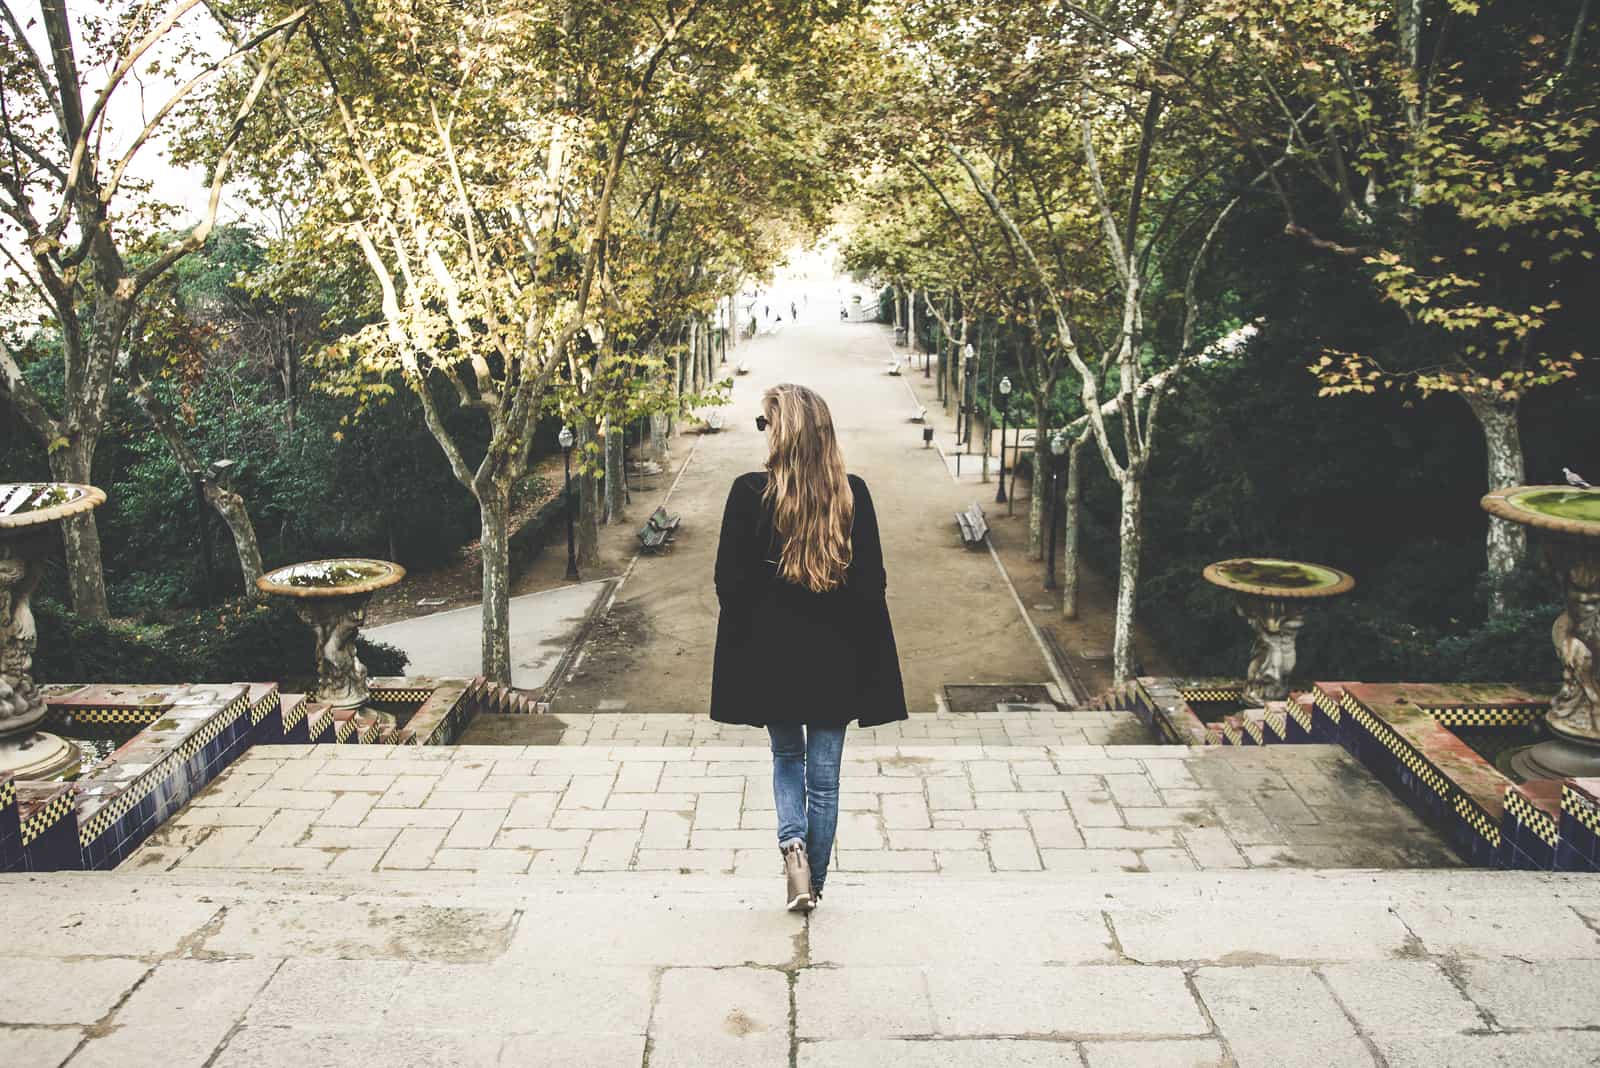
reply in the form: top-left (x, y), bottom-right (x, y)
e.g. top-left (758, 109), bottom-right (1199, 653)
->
top-left (4, 868), bottom-right (1599, 1067)
top-left (489, 705), bottom-right (1149, 748)
top-left (366, 580), bottom-right (612, 691)
top-left (124, 739), bottom-right (1458, 877)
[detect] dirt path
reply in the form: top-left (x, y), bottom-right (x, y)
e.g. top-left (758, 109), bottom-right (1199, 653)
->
top-left (896, 365), bottom-right (1177, 700)
top-left (541, 313), bottom-right (1080, 721)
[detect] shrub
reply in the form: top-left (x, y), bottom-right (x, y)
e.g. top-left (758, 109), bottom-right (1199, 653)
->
top-left (32, 597), bottom-right (408, 692)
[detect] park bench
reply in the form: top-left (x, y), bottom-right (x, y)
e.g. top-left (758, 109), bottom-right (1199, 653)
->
top-left (955, 502), bottom-right (989, 549)
top-left (638, 506), bottom-right (681, 553)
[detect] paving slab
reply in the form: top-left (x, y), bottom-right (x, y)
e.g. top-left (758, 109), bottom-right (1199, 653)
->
top-left (132, 742), bottom-right (1460, 878)
top-left (0, 865), bottom-right (1596, 1065)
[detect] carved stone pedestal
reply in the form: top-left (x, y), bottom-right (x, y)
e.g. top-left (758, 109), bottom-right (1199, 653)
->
top-left (1235, 596), bottom-right (1307, 706)
top-left (292, 596), bottom-right (374, 710)
top-left (1481, 486), bottom-right (1600, 780)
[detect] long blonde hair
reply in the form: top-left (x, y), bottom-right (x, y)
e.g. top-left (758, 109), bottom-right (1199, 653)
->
top-left (760, 383), bottom-right (853, 593)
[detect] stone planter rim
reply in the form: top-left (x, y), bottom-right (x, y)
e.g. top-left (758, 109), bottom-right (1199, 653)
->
top-left (256, 557), bottom-right (406, 599)
top-left (0, 483), bottom-right (106, 529)
top-left (1202, 557), bottom-right (1355, 600)
top-left (1480, 485), bottom-right (1600, 540)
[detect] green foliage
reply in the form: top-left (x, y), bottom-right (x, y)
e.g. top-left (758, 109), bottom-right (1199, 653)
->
top-left (32, 597), bottom-right (408, 691)
top-left (1073, 308), bottom-right (1597, 688)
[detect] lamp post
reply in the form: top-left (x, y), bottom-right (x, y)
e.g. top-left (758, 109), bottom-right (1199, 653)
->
top-left (191, 471), bottom-right (215, 604)
top-left (996, 376), bottom-right (1012, 505)
top-left (1045, 431), bottom-right (1066, 590)
top-left (559, 425), bottom-right (579, 581)
top-left (958, 344), bottom-right (975, 448)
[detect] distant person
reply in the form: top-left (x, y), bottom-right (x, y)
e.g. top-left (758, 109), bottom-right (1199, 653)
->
top-left (839, 305), bottom-right (848, 321)
top-left (711, 384), bottom-right (907, 912)
top-left (790, 301), bottom-right (798, 320)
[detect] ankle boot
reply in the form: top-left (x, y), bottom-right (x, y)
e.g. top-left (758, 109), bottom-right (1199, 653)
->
top-left (781, 841), bottom-right (813, 912)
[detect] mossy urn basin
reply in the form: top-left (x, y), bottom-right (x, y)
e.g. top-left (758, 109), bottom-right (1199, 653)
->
top-left (1480, 486), bottom-right (1600, 778)
top-left (1, 483), bottom-right (108, 778)
top-left (1203, 558), bottom-right (1355, 705)
top-left (257, 558), bottom-right (405, 710)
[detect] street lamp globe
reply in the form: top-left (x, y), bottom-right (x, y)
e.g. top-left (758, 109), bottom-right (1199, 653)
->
top-left (999, 376), bottom-right (1012, 396)
top-left (1050, 431), bottom-right (1067, 457)
top-left (963, 343), bottom-right (975, 361)
top-left (558, 426), bottom-right (574, 449)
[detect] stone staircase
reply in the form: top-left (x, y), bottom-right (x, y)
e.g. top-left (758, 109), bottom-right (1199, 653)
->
top-left (125, 728), bottom-right (1460, 878)
top-left (5, 865), bottom-right (1599, 1067)
top-left (7, 697), bottom-right (1600, 1066)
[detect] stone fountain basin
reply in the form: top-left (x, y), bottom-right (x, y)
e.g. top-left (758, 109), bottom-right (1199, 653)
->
top-left (1481, 485), bottom-right (1600, 537)
top-left (1201, 557), bottom-right (1355, 599)
top-left (0, 482), bottom-right (106, 527)
top-left (256, 558), bottom-right (405, 597)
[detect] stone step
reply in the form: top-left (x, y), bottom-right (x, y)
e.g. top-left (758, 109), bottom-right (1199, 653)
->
top-left (124, 741), bottom-right (1461, 877)
top-left (2, 867), bottom-right (1597, 1067)
top-left (515, 707), bottom-right (1152, 748)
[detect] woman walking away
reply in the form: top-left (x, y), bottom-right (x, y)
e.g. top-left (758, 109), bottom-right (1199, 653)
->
top-left (710, 384), bottom-right (908, 912)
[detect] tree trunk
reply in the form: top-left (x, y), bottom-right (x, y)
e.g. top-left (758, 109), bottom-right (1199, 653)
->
top-left (45, 441), bottom-right (110, 620)
top-left (893, 285), bottom-right (903, 331)
top-left (478, 484), bottom-right (513, 686)
top-left (131, 380), bottom-right (266, 595)
top-left (285, 340), bottom-right (298, 431)
top-left (1112, 474), bottom-right (1144, 684)
top-left (603, 415), bottom-right (625, 524)
top-left (206, 484), bottom-right (266, 592)
top-left (1465, 392), bottom-right (1528, 615)
top-left (1061, 432), bottom-right (1086, 620)
top-left (651, 411), bottom-right (671, 466)
top-left (576, 418), bottom-right (601, 568)
top-left (1028, 397), bottom-right (1048, 561)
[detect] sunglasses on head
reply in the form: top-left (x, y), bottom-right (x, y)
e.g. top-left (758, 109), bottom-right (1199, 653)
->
top-left (755, 415), bottom-right (770, 431)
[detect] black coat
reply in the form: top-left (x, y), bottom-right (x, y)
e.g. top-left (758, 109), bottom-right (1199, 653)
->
top-left (710, 471), bottom-right (909, 728)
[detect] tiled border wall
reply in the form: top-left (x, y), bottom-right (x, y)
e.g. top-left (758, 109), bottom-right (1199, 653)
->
top-left (1115, 676), bottom-right (1594, 874)
top-left (3, 675), bottom-right (518, 872)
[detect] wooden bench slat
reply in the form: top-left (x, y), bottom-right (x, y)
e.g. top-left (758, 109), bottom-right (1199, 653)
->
top-left (955, 502), bottom-right (989, 549)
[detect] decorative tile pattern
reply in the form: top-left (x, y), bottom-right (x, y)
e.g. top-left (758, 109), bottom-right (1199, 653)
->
top-left (1427, 704), bottom-right (1546, 727)
top-left (76, 692), bottom-right (250, 848)
top-left (1178, 685), bottom-right (1244, 703)
top-left (23, 788), bottom-right (75, 846)
top-left (1504, 788), bottom-right (1558, 847)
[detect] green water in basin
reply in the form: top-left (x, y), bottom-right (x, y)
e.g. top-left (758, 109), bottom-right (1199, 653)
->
top-left (1512, 490), bottom-right (1600, 524)
top-left (1216, 559), bottom-right (1339, 590)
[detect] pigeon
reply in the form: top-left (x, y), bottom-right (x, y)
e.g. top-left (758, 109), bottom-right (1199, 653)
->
top-left (1565, 467), bottom-right (1592, 489)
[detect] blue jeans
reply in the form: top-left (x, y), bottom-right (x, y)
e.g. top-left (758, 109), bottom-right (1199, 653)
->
top-left (767, 724), bottom-right (847, 890)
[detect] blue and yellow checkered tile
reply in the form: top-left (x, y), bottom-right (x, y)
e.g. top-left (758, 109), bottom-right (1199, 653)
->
top-left (1178, 684), bottom-right (1245, 703)
top-left (1427, 704), bottom-right (1546, 728)
top-left (1503, 787), bottom-right (1559, 849)
top-left (249, 688), bottom-right (282, 726)
top-left (370, 686), bottom-right (433, 705)
top-left (1559, 786), bottom-right (1600, 864)
top-left (21, 789), bottom-right (76, 848)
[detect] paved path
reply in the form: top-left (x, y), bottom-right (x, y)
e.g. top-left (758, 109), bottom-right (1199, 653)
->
top-left (367, 580), bottom-right (611, 691)
top-left (527, 318), bottom-right (1060, 728)
top-left (5, 868), bottom-right (1599, 1066)
top-left (125, 741), bottom-right (1457, 877)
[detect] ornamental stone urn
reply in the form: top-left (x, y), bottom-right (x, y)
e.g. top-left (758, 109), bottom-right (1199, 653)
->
top-left (256, 558), bottom-right (404, 711)
top-left (0, 482), bottom-right (106, 778)
top-left (1481, 485), bottom-right (1600, 778)
top-left (1202, 558), bottom-right (1356, 706)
